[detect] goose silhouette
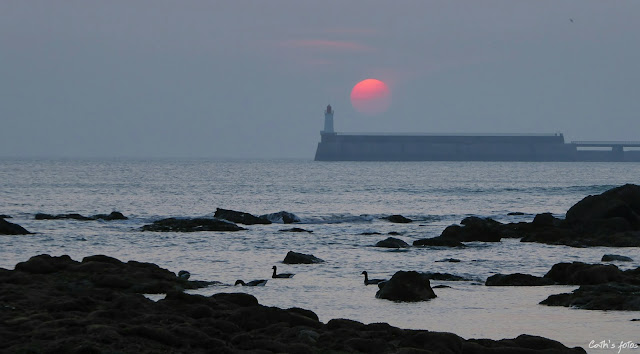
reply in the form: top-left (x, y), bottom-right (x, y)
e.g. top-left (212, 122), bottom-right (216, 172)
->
top-left (272, 266), bottom-right (295, 278)
top-left (361, 271), bottom-right (386, 285)
top-left (235, 279), bottom-right (268, 286)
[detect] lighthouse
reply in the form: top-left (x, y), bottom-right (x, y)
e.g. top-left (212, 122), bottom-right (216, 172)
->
top-left (323, 104), bottom-right (334, 134)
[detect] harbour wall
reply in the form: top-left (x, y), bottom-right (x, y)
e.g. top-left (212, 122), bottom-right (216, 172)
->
top-left (315, 133), bottom-right (640, 162)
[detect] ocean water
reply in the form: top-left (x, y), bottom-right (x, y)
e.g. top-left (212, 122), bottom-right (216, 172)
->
top-left (1, 159), bottom-right (639, 351)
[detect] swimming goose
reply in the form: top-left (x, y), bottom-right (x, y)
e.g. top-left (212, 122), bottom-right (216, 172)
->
top-left (235, 279), bottom-right (268, 286)
top-left (361, 271), bottom-right (386, 285)
top-left (272, 266), bottom-right (295, 278)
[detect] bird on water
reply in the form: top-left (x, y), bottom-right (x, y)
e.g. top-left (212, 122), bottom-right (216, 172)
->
top-left (361, 271), bottom-right (386, 285)
top-left (272, 266), bottom-right (295, 278)
top-left (235, 279), bottom-right (268, 286)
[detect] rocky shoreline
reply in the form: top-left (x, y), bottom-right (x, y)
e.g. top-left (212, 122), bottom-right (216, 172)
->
top-left (0, 254), bottom-right (587, 353)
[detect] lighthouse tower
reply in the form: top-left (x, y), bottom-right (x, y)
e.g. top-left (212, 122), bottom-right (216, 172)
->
top-left (323, 104), bottom-right (334, 134)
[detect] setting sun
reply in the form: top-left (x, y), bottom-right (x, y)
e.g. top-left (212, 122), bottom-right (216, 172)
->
top-left (350, 78), bottom-right (391, 115)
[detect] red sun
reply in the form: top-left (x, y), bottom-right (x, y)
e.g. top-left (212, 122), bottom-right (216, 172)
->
top-left (350, 78), bottom-right (391, 115)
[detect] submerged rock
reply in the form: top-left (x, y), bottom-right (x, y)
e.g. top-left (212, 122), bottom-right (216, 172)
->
top-left (540, 282), bottom-right (640, 311)
top-left (214, 208), bottom-right (271, 225)
top-left (141, 217), bottom-right (245, 232)
top-left (383, 214), bottom-right (412, 223)
top-left (0, 214), bottom-right (12, 219)
top-left (0, 218), bottom-right (31, 235)
top-left (422, 272), bottom-right (471, 281)
top-left (435, 258), bottom-right (461, 263)
top-left (283, 251), bottom-right (325, 264)
top-left (34, 211), bottom-right (127, 221)
top-left (375, 237), bottom-right (410, 248)
top-left (35, 213), bottom-right (94, 221)
top-left (375, 271), bottom-right (437, 302)
top-left (259, 211), bottom-right (300, 224)
top-left (602, 254), bottom-right (633, 262)
top-left (93, 211), bottom-right (128, 220)
top-left (413, 237), bottom-right (465, 247)
top-left (486, 273), bottom-right (554, 286)
top-left (279, 227), bottom-right (313, 233)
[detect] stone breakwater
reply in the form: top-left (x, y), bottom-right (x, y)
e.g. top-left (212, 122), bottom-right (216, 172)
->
top-left (0, 254), bottom-right (586, 353)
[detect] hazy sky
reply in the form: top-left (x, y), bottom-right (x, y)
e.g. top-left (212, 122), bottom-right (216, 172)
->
top-left (2, 1), bottom-right (639, 158)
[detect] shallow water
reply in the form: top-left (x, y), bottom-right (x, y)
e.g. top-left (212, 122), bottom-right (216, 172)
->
top-left (1, 159), bottom-right (639, 351)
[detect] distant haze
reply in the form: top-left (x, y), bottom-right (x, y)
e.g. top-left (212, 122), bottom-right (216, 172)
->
top-left (2, 1), bottom-right (639, 158)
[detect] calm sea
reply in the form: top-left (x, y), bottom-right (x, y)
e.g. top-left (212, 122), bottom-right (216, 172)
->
top-left (1, 159), bottom-right (639, 351)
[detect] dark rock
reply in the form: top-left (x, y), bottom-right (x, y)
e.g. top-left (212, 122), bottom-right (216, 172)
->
top-left (360, 231), bottom-right (382, 235)
top-left (283, 251), bottom-right (324, 264)
top-left (92, 211), bottom-right (128, 220)
top-left (141, 217), bottom-right (245, 232)
top-left (439, 217), bottom-right (503, 242)
top-left (508, 212), bottom-right (525, 216)
top-left (0, 218), bottom-right (31, 235)
top-left (214, 208), bottom-right (271, 225)
top-left (279, 227), bottom-right (313, 233)
top-left (532, 212), bottom-right (562, 227)
top-left (0, 214), bottom-right (11, 218)
top-left (540, 282), bottom-right (640, 310)
top-left (383, 214), bottom-right (412, 223)
top-left (486, 273), bottom-right (555, 286)
top-left (413, 237), bottom-right (465, 247)
top-left (505, 185), bottom-right (640, 247)
top-left (375, 271), bottom-right (437, 302)
top-left (422, 272), bottom-right (470, 281)
top-left (435, 258), bottom-right (461, 263)
top-left (375, 237), bottom-right (410, 248)
top-left (388, 231), bottom-right (402, 236)
top-left (566, 184), bottom-right (640, 228)
top-left (259, 211), bottom-right (300, 224)
top-left (602, 254), bottom-right (633, 262)
top-left (544, 262), bottom-right (626, 285)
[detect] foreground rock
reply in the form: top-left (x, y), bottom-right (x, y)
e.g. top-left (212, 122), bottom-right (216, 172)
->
top-left (486, 273), bottom-right (554, 286)
top-left (0, 255), bottom-right (586, 353)
top-left (259, 211), bottom-right (301, 224)
top-left (283, 251), bottom-right (325, 264)
top-left (0, 218), bottom-right (31, 235)
top-left (12, 254), bottom-right (215, 293)
top-left (34, 211), bottom-right (128, 221)
top-left (141, 218), bottom-right (245, 232)
top-left (375, 237), bottom-right (410, 248)
top-left (214, 208), bottom-right (271, 225)
top-left (375, 271), bottom-right (437, 302)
